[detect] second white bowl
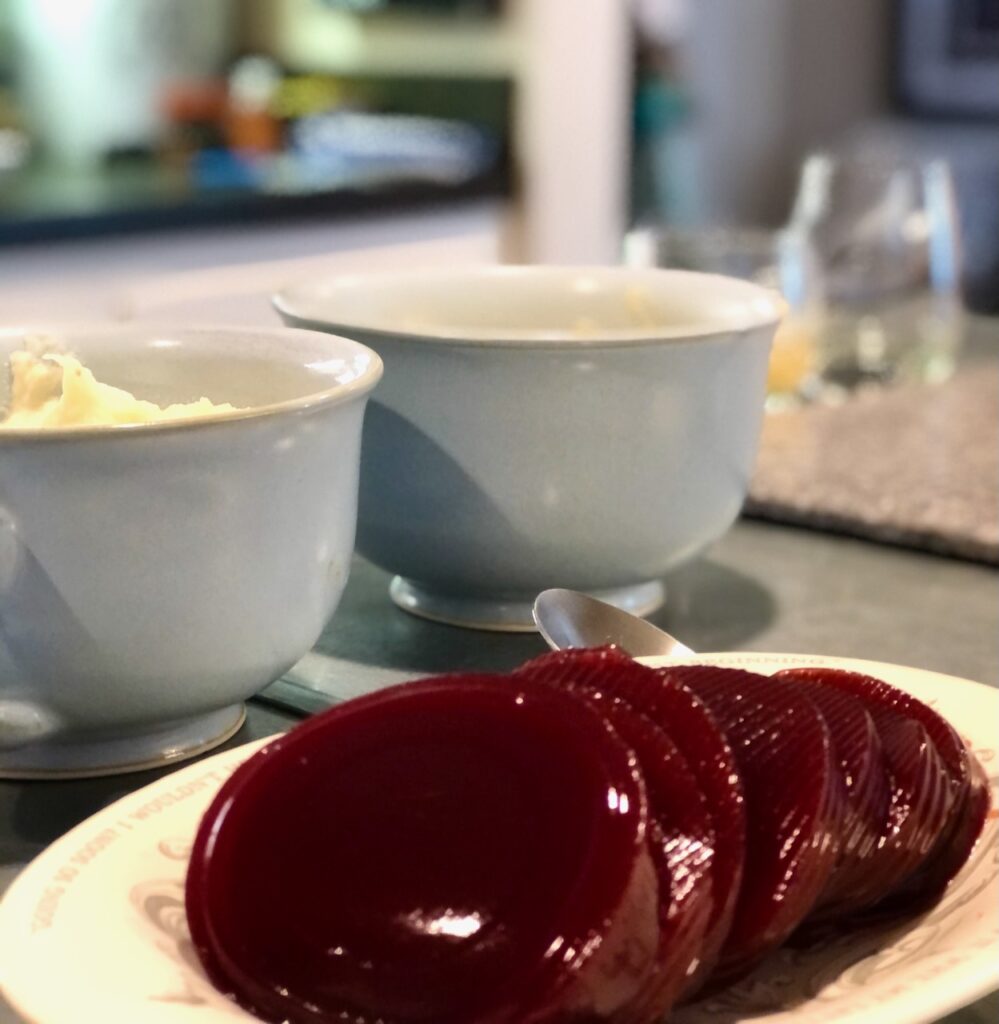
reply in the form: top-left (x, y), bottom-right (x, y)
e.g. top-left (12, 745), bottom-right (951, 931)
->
top-left (275, 266), bottom-right (781, 630)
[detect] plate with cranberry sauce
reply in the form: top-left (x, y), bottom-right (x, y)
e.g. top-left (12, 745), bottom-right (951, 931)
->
top-left (0, 653), bottom-right (996, 1024)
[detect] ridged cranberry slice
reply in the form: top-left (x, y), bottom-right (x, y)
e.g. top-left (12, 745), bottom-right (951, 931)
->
top-left (920, 755), bottom-right (990, 905)
top-left (186, 675), bottom-right (660, 1024)
top-left (517, 654), bottom-right (714, 1019)
top-left (663, 665), bottom-right (841, 983)
top-left (515, 648), bottom-right (744, 992)
top-left (770, 679), bottom-right (890, 916)
top-left (776, 668), bottom-right (988, 910)
top-left (592, 699), bottom-right (713, 1021)
top-left (870, 715), bottom-right (954, 900)
top-left (911, 755), bottom-right (990, 908)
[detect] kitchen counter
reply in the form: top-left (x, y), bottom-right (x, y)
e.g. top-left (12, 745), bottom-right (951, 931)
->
top-left (2, 519), bottom-right (997, 1023)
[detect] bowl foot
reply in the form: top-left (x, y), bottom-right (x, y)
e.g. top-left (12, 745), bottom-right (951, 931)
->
top-left (389, 577), bottom-right (666, 633)
top-left (0, 704), bottom-right (246, 780)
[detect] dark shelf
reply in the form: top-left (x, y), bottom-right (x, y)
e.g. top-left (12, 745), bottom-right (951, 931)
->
top-left (0, 167), bottom-right (510, 248)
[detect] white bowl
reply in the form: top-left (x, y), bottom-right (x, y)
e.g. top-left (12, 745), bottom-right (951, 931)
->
top-left (0, 324), bottom-right (382, 776)
top-left (274, 266), bottom-right (781, 630)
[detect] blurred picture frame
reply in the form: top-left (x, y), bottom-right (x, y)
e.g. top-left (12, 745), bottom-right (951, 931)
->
top-left (896, 0), bottom-right (999, 118)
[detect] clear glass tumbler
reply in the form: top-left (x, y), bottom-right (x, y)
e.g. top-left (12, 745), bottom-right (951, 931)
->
top-left (788, 153), bottom-right (964, 394)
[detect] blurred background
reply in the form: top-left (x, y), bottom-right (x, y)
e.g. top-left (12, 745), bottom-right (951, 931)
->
top-left (0, 0), bottom-right (996, 318)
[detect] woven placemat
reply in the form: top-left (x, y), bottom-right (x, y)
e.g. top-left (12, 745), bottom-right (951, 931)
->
top-left (746, 363), bottom-right (999, 564)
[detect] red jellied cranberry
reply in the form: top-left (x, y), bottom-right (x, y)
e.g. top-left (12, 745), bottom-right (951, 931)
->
top-left (587, 698), bottom-right (713, 1020)
top-left (517, 652), bottom-right (715, 1018)
top-left (516, 647), bottom-right (745, 993)
top-left (776, 668), bottom-right (989, 912)
top-left (909, 756), bottom-right (989, 908)
top-left (771, 679), bottom-right (891, 916)
top-left (865, 714), bottom-right (954, 902)
top-left (186, 675), bottom-right (661, 1024)
top-left (664, 665), bottom-right (841, 984)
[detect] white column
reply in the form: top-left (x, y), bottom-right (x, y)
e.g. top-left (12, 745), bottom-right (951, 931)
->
top-left (513, 0), bottom-right (633, 265)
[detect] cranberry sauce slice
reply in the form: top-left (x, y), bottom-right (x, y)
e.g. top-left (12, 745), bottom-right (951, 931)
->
top-left (518, 654), bottom-right (714, 1016)
top-left (776, 668), bottom-right (987, 910)
top-left (516, 648), bottom-right (744, 990)
top-left (770, 679), bottom-right (891, 916)
top-left (664, 665), bottom-right (841, 983)
top-left (868, 715), bottom-right (954, 902)
top-left (186, 675), bottom-right (660, 1024)
top-left (589, 698), bottom-right (713, 1021)
top-left (917, 756), bottom-right (990, 910)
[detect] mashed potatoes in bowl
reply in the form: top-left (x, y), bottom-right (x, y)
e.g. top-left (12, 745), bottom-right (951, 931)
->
top-left (0, 324), bottom-right (381, 778)
top-left (1, 350), bottom-right (240, 429)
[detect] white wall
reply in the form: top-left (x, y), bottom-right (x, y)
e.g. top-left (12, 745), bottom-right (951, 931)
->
top-left (681, 0), bottom-right (893, 226)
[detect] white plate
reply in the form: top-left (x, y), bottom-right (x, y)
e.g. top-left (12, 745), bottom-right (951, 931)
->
top-left (1, 653), bottom-right (996, 1024)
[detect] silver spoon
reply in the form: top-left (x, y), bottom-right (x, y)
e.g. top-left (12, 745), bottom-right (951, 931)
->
top-left (532, 588), bottom-right (696, 658)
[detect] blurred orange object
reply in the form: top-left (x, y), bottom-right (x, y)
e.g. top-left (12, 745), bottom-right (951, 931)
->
top-left (225, 55), bottom-right (283, 155)
top-left (160, 80), bottom-right (228, 164)
top-left (768, 316), bottom-right (818, 397)
top-left (161, 80), bottom-right (227, 127)
top-left (223, 108), bottom-right (282, 154)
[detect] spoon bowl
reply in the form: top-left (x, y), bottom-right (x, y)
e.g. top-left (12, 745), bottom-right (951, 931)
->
top-left (533, 589), bottom-right (696, 658)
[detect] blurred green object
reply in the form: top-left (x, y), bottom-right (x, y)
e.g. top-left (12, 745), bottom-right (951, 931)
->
top-left (632, 78), bottom-right (691, 224)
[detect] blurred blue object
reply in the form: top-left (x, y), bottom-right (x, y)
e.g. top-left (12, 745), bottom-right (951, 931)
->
top-left (192, 149), bottom-right (266, 190)
top-left (291, 111), bottom-right (499, 185)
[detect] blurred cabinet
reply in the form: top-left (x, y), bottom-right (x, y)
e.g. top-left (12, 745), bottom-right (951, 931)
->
top-left (8, 0), bottom-right (235, 169)
top-left (0, 0), bottom-right (632, 266)
top-left (250, 0), bottom-right (634, 265)
top-left (249, 0), bottom-right (517, 78)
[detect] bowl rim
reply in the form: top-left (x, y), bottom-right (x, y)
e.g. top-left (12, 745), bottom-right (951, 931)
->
top-left (0, 323), bottom-right (383, 443)
top-left (272, 264), bottom-right (785, 348)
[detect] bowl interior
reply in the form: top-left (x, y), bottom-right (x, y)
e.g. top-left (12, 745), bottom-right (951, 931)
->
top-left (0, 325), bottom-right (380, 415)
top-left (275, 265), bottom-right (784, 344)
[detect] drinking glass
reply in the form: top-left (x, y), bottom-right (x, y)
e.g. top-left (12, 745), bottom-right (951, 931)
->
top-left (788, 153), bottom-right (964, 393)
